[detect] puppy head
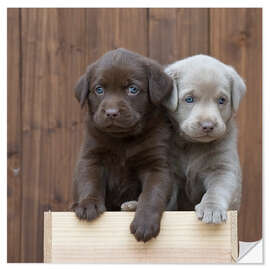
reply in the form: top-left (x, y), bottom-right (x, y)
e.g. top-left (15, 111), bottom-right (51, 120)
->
top-left (74, 48), bottom-right (172, 137)
top-left (164, 55), bottom-right (246, 142)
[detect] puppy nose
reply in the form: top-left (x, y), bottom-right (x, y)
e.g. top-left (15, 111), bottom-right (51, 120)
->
top-left (105, 108), bottom-right (120, 119)
top-left (200, 121), bottom-right (215, 133)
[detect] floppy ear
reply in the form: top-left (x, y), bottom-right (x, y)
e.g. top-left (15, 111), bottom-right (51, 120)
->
top-left (74, 73), bottom-right (89, 108)
top-left (227, 66), bottom-right (247, 112)
top-left (147, 61), bottom-right (173, 105)
top-left (162, 67), bottom-right (179, 112)
top-left (74, 63), bottom-right (95, 108)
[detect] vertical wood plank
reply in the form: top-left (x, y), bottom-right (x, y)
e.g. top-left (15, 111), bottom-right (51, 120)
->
top-left (85, 8), bottom-right (148, 62)
top-left (20, 8), bottom-right (88, 262)
top-left (20, 8), bottom-right (50, 262)
top-left (149, 8), bottom-right (177, 63)
top-left (44, 8), bottom-right (88, 212)
top-left (149, 8), bottom-right (209, 65)
top-left (210, 8), bottom-right (262, 242)
top-left (175, 9), bottom-right (209, 58)
top-left (7, 8), bottom-right (22, 262)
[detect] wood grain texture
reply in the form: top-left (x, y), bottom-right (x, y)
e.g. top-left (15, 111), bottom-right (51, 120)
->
top-left (43, 212), bottom-right (52, 263)
top-left (20, 8), bottom-right (50, 262)
top-left (231, 211), bottom-right (238, 261)
top-left (44, 211), bottom-right (237, 263)
top-left (20, 8), bottom-right (88, 262)
top-left (85, 8), bottom-right (148, 61)
top-left (210, 8), bottom-right (262, 242)
top-left (149, 8), bottom-right (209, 64)
top-left (7, 8), bottom-right (22, 262)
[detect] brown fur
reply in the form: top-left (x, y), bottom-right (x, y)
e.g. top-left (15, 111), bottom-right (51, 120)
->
top-left (72, 48), bottom-right (178, 242)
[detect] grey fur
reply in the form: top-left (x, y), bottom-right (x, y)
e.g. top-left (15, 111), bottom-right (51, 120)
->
top-left (164, 55), bottom-right (246, 224)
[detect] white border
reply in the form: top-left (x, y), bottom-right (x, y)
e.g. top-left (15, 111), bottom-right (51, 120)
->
top-left (1, 0), bottom-right (268, 269)
top-left (1, 0), bottom-right (266, 8)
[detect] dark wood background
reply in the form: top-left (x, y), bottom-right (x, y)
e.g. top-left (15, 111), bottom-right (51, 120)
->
top-left (7, 8), bottom-right (262, 262)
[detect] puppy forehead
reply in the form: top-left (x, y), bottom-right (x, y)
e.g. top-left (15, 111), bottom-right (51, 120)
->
top-left (94, 53), bottom-right (147, 85)
top-left (99, 64), bottom-right (145, 81)
top-left (181, 68), bottom-right (230, 97)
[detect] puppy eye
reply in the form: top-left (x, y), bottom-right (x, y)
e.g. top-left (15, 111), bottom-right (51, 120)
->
top-left (128, 85), bottom-right (140, 95)
top-left (185, 96), bottom-right (194, 103)
top-left (95, 85), bottom-right (104, 95)
top-left (218, 97), bottom-right (226, 104)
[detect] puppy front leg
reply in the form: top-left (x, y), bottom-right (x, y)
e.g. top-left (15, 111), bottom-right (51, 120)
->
top-left (72, 158), bottom-right (106, 221)
top-left (130, 170), bottom-right (171, 242)
top-left (195, 172), bottom-right (241, 224)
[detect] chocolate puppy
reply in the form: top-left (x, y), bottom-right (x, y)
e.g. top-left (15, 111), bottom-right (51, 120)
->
top-left (72, 49), bottom-right (178, 242)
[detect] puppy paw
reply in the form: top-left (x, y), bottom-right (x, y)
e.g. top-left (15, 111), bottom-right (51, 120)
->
top-left (130, 213), bottom-right (160, 242)
top-left (195, 202), bottom-right (227, 224)
top-left (72, 198), bottom-right (106, 221)
top-left (121, 200), bottom-right (138, 211)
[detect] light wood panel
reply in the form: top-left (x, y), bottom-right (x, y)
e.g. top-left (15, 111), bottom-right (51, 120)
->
top-left (44, 211), bottom-right (238, 263)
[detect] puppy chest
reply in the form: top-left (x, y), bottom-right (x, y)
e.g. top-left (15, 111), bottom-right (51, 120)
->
top-left (102, 152), bottom-right (141, 210)
top-left (102, 150), bottom-right (139, 185)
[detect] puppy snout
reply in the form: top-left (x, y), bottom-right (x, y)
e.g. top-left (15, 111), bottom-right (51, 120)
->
top-left (200, 121), bottom-right (216, 133)
top-left (104, 108), bottom-right (120, 119)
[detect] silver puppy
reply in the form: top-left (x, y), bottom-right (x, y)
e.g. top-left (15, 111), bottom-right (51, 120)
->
top-left (163, 54), bottom-right (246, 224)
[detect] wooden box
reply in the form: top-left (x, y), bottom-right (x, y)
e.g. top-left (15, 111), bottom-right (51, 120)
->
top-left (44, 211), bottom-right (238, 263)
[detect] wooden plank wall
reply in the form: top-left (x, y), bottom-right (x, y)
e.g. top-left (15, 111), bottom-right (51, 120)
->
top-left (7, 8), bottom-right (262, 262)
top-left (7, 8), bottom-right (22, 262)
